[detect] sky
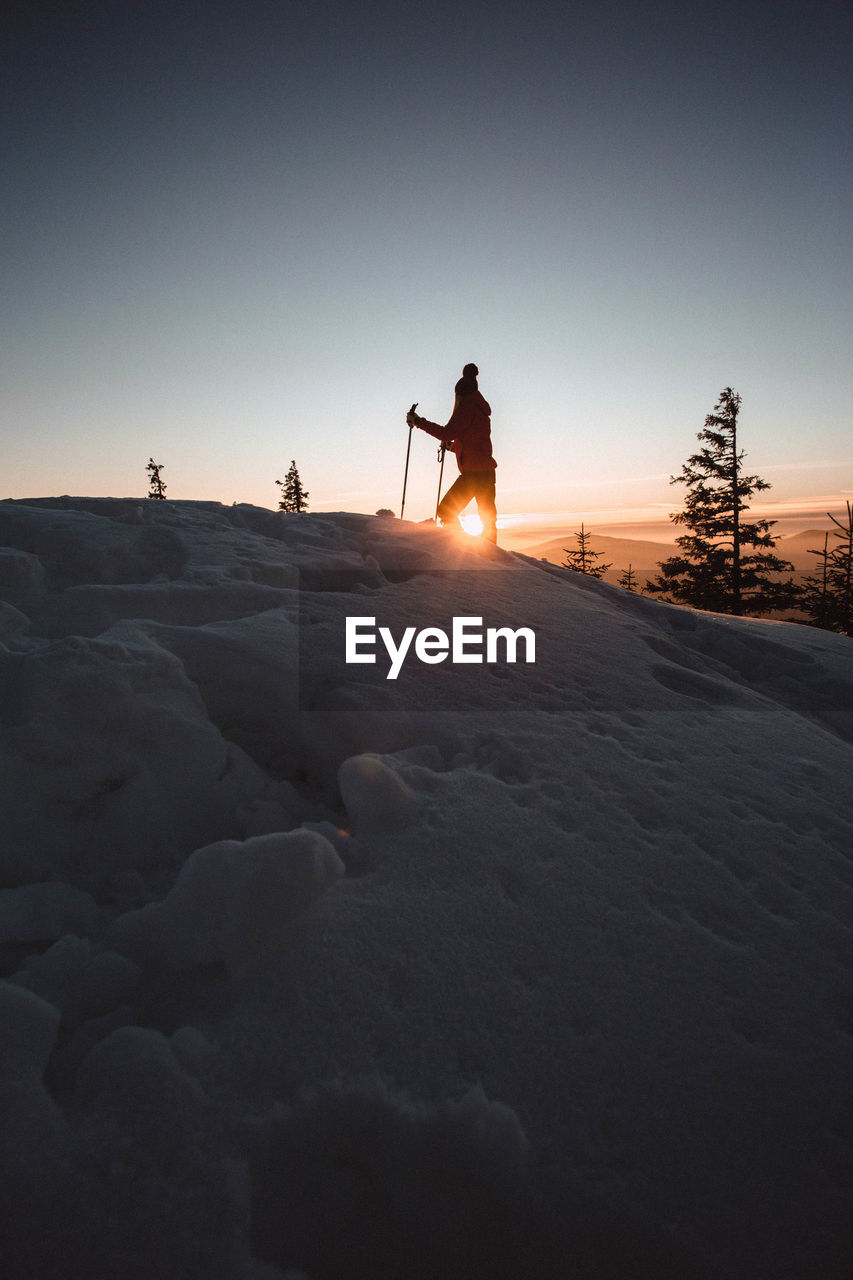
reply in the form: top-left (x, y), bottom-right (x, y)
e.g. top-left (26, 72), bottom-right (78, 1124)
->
top-left (2, 0), bottom-right (851, 537)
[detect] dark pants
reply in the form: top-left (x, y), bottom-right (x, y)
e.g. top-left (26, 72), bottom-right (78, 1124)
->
top-left (437, 471), bottom-right (497, 543)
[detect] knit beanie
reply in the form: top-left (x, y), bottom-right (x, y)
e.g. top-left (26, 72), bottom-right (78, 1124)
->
top-left (455, 362), bottom-right (479, 397)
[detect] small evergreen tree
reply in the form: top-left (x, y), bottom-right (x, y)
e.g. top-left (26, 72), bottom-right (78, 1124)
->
top-left (562, 524), bottom-right (612, 578)
top-left (645, 388), bottom-right (795, 615)
top-left (800, 532), bottom-right (832, 630)
top-left (617, 563), bottom-right (638, 592)
top-left (829, 503), bottom-right (853, 635)
top-left (276, 461), bottom-right (309, 513)
top-left (801, 504), bottom-right (853, 634)
top-left (146, 458), bottom-right (166, 500)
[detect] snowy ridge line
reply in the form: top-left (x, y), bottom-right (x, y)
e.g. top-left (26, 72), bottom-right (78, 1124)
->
top-left (509, 544), bottom-right (853, 748)
top-left (0, 497), bottom-right (851, 1279)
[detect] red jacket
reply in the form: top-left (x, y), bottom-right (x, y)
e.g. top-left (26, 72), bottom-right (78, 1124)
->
top-left (417, 391), bottom-right (496, 473)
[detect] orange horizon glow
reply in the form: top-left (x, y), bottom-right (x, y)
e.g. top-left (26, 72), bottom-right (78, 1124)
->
top-left (492, 494), bottom-right (852, 548)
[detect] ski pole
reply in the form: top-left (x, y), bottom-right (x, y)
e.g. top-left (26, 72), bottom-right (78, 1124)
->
top-left (400, 403), bottom-right (417, 520)
top-left (434, 442), bottom-right (446, 522)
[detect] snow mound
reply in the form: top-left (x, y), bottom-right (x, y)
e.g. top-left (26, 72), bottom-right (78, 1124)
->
top-left (110, 829), bottom-right (344, 975)
top-left (338, 752), bottom-right (419, 830)
top-left (0, 881), bottom-right (97, 944)
top-left (10, 935), bottom-right (141, 1028)
top-left (250, 1083), bottom-right (528, 1278)
top-left (0, 980), bottom-right (61, 1086)
top-left (0, 497), bottom-right (851, 1279)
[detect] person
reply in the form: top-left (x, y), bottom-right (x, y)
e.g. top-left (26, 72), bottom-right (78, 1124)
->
top-left (406, 363), bottom-right (498, 543)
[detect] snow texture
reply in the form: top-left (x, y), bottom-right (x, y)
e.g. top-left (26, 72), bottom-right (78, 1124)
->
top-left (108, 829), bottom-right (344, 975)
top-left (0, 496), bottom-right (851, 1279)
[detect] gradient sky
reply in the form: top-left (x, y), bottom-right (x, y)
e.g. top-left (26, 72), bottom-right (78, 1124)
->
top-left (3, 0), bottom-right (851, 535)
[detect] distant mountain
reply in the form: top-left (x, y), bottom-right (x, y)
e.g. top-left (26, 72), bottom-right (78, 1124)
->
top-left (520, 527), bottom-right (839, 584)
top-left (518, 532), bottom-right (677, 587)
top-left (775, 528), bottom-right (838, 571)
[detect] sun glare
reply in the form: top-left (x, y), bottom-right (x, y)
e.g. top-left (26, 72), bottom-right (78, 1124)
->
top-left (460, 512), bottom-right (483, 537)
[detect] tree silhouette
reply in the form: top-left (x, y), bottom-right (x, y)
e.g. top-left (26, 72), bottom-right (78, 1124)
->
top-left (375, 508), bottom-right (395, 518)
top-left (801, 504), bottom-right (853, 634)
top-left (800, 532), bottom-right (832, 630)
top-left (276, 461), bottom-right (309, 513)
top-left (645, 388), bottom-right (795, 615)
top-left (617, 564), bottom-right (638, 592)
top-left (146, 458), bottom-right (166, 500)
top-left (829, 503), bottom-right (853, 635)
top-left (562, 524), bottom-right (612, 578)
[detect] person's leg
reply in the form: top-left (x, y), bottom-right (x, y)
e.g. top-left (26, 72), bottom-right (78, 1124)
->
top-left (473, 472), bottom-right (497, 543)
top-left (436, 474), bottom-right (476, 529)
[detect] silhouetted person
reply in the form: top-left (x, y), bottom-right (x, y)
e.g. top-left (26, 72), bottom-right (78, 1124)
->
top-left (407, 363), bottom-right (498, 543)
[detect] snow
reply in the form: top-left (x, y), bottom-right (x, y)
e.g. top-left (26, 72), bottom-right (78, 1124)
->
top-left (0, 981), bottom-right (61, 1087)
top-left (109, 830), bottom-right (344, 976)
top-left (0, 495), bottom-right (851, 1279)
top-left (0, 881), bottom-right (97, 944)
top-left (338, 753), bottom-right (420, 829)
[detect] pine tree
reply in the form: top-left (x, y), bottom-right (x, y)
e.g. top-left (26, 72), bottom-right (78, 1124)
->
top-left (562, 524), bottom-right (612, 578)
top-left (146, 458), bottom-right (166, 500)
top-left (800, 532), bottom-right (832, 630)
top-left (828, 502), bottom-right (853, 635)
top-left (617, 563), bottom-right (638, 591)
top-left (801, 504), bottom-right (853, 634)
top-left (645, 388), bottom-right (795, 615)
top-left (276, 461), bottom-right (309, 513)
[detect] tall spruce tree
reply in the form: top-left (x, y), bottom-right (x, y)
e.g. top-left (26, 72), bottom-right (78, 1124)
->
top-left (562, 523), bottom-right (612, 578)
top-left (276, 461), bottom-right (309, 513)
top-left (645, 388), bottom-right (795, 615)
top-left (146, 458), bottom-right (166, 499)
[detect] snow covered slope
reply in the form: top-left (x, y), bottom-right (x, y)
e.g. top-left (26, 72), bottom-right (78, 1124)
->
top-left (1, 497), bottom-right (851, 1280)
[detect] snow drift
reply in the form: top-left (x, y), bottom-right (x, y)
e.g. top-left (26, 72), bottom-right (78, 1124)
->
top-left (0, 496), bottom-right (851, 1279)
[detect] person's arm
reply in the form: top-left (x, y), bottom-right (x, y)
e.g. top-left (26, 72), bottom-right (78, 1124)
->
top-left (412, 397), bottom-right (462, 445)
